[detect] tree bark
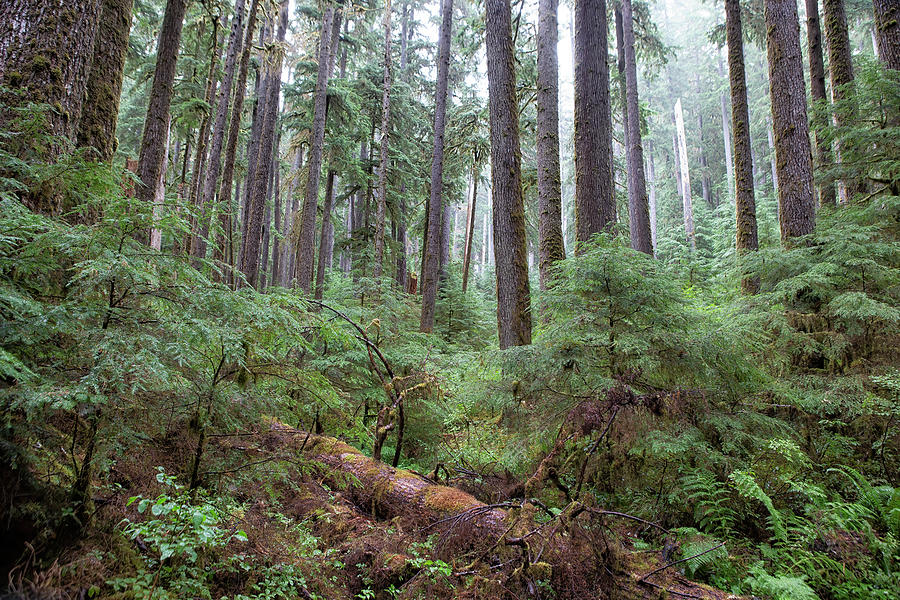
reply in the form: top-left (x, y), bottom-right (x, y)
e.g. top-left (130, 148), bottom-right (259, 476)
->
top-left (622, 0), bottom-right (652, 255)
top-left (420, 0), bottom-right (454, 333)
top-left (395, 2), bottom-right (411, 291)
top-left (282, 147), bottom-right (304, 285)
top-left (485, 0), bottom-right (532, 349)
top-left (765, 0), bottom-right (816, 243)
top-left (461, 153), bottom-right (480, 293)
top-left (805, 0), bottom-right (836, 206)
top-left (573, 0), bottom-right (615, 246)
top-left (271, 148), bottom-right (282, 285)
top-left (216, 0), bottom-right (260, 284)
top-left (726, 0), bottom-right (759, 294)
top-left (295, 5), bottom-right (337, 293)
top-left (537, 0), bottom-right (566, 289)
top-left (373, 0), bottom-right (393, 279)
top-left (239, 1), bottom-right (288, 289)
top-left (76, 0), bottom-right (133, 162)
top-left (0, 0), bottom-right (102, 169)
top-left (646, 140), bottom-right (658, 254)
top-left (315, 171), bottom-right (337, 301)
top-left (194, 0), bottom-right (246, 262)
top-left (822, 0), bottom-right (863, 202)
top-left (135, 0), bottom-right (187, 215)
top-left (874, 0), bottom-right (900, 71)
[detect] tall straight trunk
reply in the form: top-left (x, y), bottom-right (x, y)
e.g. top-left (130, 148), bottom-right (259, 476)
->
top-left (461, 157), bottom-right (479, 292)
top-left (295, 5), bottom-right (337, 293)
top-left (573, 0), bottom-right (615, 246)
top-left (726, 0), bottom-right (759, 293)
top-left (194, 0), bottom-right (246, 262)
top-left (189, 19), bottom-right (223, 214)
top-left (672, 130), bottom-right (684, 206)
top-left (420, 0), bottom-right (454, 333)
top-left (135, 0), bottom-right (188, 212)
top-left (485, 0), bottom-right (532, 349)
top-left (239, 24), bottom-right (270, 258)
top-left (441, 202), bottom-right (452, 271)
top-left (373, 0), bottom-right (393, 278)
top-left (718, 52), bottom-right (734, 203)
top-left (765, 0), bottom-right (816, 243)
top-left (282, 147), bottom-right (304, 285)
top-left (766, 116), bottom-right (779, 198)
top-left (259, 199), bottom-right (272, 288)
top-left (823, 0), bottom-right (863, 202)
top-left (805, 0), bottom-right (836, 206)
top-left (646, 140), bottom-right (658, 254)
top-left (622, 0), bottom-right (652, 255)
top-left (150, 115), bottom-right (172, 250)
top-left (77, 0), bottom-right (133, 161)
top-left (481, 211), bottom-right (489, 267)
top-left (874, 0), bottom-right (900, 71)
top-left (674, 99), bottom-right (696, 250)
top-left (315, 171), bottom-right (337, 300)
top-left (271, 151), bottom-right (282, 285)
top-left (615, 4), bottom-right (628, 177)
top-left (239, 0), bottom-right (288, 288)
top-left (0, 0), bottom-right (101, 174)
top-left (537, 0), bottom-right (566, 289)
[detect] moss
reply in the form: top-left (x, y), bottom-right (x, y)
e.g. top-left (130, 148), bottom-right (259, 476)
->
top-left (422, 486), bottom-right (476, 514)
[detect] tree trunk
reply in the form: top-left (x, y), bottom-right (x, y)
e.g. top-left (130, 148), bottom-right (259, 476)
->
top-left (726, 0), bottom-right (759, 294)
top-left (823, 0), bottom-right (863, 202)
top-left (485, 0), bottom-right (532, 349)
top-left (239, 1), bottom-right (287, 289)
top-left (239, 25), bottom-right (270, 263)
top-left (573, 0), bottom-right (615, 246)
top-left (76, 0), bottom-right (133, 162)
top-left (765, 0), bottom-right (816, 243)
top-left (283, 147), bottom-right (304, 285)
top-left (395, 2), bottom-right (411, 291)
top-left (271, 153), bottom-right (282, 285)
top-left (373, 0), bottom-right (393, 279)
top-left (805, 0), bottom-right (836, 206)
top-left (315, 171), bottom-right (337, 301)
top-left (194, 0), bottom-right (246, 263)
top-left (537, 0), bottom-right (566, 289)
top-left (674, 99), bottom-right (696, 251)
top-left (461, 154), bottom-right (479, 292)
top-left (420, 0), bottom-right (454, 333)
top-left (135, 0), bottom-right (188, 215)
top-left (0, 0), bottom-right (102, 174)
top-left (217, 0), bottom-right (260, 282)
top-left (295, 6), bottom-right (337, 293)
top-left (622, 0), bottom-right (652, 255)
top-left (874, 0), bottom-right (900, 71)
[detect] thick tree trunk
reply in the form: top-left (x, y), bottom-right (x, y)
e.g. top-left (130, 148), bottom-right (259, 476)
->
top-left (726, 0), bottom-right (759, 294)
top-left (295, 6), bottom-right (337, 293)
top-left (805, 0), bottom-right (836, 206)
top-left (420, 0), bottom-right (454, 333)
top-left (239, 26), bottom-right (270, 262)
top-left (573, 0), bottom-right (615, 246)
top-left (373, 0), bottom-right (393, 279)
top-left (874, 0), bottom-right (900, 71)
top-left (135, 0), bottom-right (187, 213)
top-left (194, 0), bottom-right (246, 263)
top-left (622, 0), bottom-right (652, 255)
top-left (77, 0), bottom-right (133, 162)
top-left (674, 99), bottom-right (696, 251)
top-left (239, 1), bottom-right (287, 289)
top-left (0, 0), bottom-right (102, 168)
top-left (765, 0), bottom-right (816, 242)
top-left (537, 0), bottom-right (566, 289)
top-left (486, 0), bottom-right (532, 349)
top-left (822, 0), bottom-right (863, 202)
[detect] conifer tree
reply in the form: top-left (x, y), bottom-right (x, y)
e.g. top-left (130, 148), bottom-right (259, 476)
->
top-left (874, 0), bottom-right (900, 71)
top-left (805, 0), bottom-right (836, 206)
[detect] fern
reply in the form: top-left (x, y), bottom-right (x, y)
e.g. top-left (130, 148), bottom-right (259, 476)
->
top-left (730, 469), bottom-right (787, 541)
top-left (681, 470), bottom-right (738, 537)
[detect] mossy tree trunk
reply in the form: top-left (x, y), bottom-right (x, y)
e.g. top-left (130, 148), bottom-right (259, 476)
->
top-left (486, 0), bottom-right (532, 349)
top-left (537, 0), bottom-right (566, 288)
top-left (805, 0), bottom-right (837, 206)
top-left (822, 0), bottom-right (863, 202)
top-left (573, 0), bottom-right (615, 246)
top-left (726, 0), bottom-right (759, 294)
top-left (765, 0), bottom-right (816, 243)
top-left (77, 0), bottom-right (133, 162)
top-left (874, 0), bottom-right (900, 71)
